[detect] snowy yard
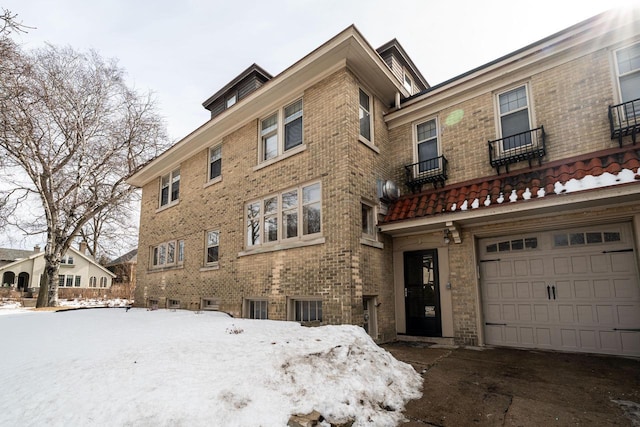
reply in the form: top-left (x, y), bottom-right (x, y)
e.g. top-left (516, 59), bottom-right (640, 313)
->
top-left (0, 305), bottom-right (421, 426)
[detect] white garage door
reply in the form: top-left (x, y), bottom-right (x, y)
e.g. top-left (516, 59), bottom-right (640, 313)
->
top-left (480, 223), bottom-right (640, 356)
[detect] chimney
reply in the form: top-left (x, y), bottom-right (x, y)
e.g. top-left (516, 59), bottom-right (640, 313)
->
top-left (34, 245), bottom-right (41, 252)
top-left (79, 241), bottom-right (87, 255)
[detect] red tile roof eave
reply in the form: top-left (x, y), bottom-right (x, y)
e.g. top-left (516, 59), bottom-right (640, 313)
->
top-left (381, 178), bottom-right (640, 226)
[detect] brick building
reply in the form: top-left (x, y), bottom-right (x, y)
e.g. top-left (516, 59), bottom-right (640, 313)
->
top-left (129, 11), bottom-right (640, 356)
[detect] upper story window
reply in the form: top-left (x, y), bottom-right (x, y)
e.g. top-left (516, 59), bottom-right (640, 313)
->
top-left (359, 88), bottom-right (372, 143)
top-left (497, 85), bottom-right (532, 150)
top-left (416, 119), bottom-right (439, 171)
top-left (209, 146), bottom-right (222, 181)
top-left (259, 98), bottom-right (303, 163)
top-left (246, 182), bottom-right (321, 247)
top-left (403, 72), bottom-right (413, 93)
top-left (615, 43), bottom-right (640, 108)
top-left (60, 255), bottom-right (74, 265)
top-left (361, 202), bottom-right (376, 239)
top-left (160, 168), bottom-right (180, 208)
top-left (151, 239), bottom-right (185, 269)
top-left (226, 93), bottom-right (237, 108)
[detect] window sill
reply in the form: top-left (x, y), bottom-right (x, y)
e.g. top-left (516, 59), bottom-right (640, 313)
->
top-left (238, 236), bottom-right (325, 257)
top-left (60, 264), bottom-right (74, 268)
top-left (155, 200), bottom-right (179, 214)
top-left (200, 264), bottom-right (220, 272)
top-left (203, 176), bottom-right (222, 189)
top-left (253, 144), bottom-right (306, 171)
top-left (360, 237), bottom-right (384, 249)
top-left (147, 264), bottom-right (184, 273)
top-left (358, 137), bottom-right (380, 154)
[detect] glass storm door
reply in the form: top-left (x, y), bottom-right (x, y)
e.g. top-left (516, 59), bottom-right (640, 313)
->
top-left (404, 249), bottom-right (442, 337)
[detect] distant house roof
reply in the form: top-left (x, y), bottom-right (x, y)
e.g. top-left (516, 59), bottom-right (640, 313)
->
top-left (382, 146), bottom-right (640, 225)
top-left (0, 248), bottom-right (38, 262)
top-left (106, 249), bottom-right (137, 267)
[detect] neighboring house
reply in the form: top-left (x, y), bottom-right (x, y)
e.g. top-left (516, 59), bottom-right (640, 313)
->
top-left (0, 244), bottom-right (115, 292)
top-left (105, 249), bottom-right (137, 299)
top-left (128, 11), bottom-right (640, 357)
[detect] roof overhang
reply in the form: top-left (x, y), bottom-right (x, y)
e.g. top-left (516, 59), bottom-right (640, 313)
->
top-left (128, 25), bottom-right (408, 187)
top-left (379, 184), bottom-right (640, 237)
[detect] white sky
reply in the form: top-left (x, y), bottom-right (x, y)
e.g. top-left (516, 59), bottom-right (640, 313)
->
top-left (4, 0), bottom-right (630, 140)
top-left (0, 0), bottom-right (633, 251)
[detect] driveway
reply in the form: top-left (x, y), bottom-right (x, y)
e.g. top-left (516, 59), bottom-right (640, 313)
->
top-left (383, 342), bottom-right (640, 426)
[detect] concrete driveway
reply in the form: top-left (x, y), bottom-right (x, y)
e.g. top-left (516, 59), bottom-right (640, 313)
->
top-left (383, 342), bottom-right (640, 426)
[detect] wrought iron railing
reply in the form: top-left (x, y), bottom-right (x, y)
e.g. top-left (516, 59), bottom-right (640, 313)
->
top-left (404, 155), bottom-right (448, 192)
top-left (609, 98), bottom-right (640, 146)
top-left (488, 126), bottom-right (545, 174)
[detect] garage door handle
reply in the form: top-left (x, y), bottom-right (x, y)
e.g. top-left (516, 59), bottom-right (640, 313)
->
top-left (485, 322), bottom-right (507, 326)
top-left (552, 285), bottom-right (556, 300)
top-left (547, 285), bottom-right (551, 300)
top-left (613, 328), bottom-right (640, 332)
top-left (602, 249), bottom-right (633, 253)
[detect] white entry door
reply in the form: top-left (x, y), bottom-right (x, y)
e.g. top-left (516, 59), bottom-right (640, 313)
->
top-left (479, 223), bottom-right (640, 356)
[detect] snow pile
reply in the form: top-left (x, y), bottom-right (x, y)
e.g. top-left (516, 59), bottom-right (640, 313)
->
top-left (0, 309), bottom-right (422, 426)
top-left (0, 300), bottom-right (22, 314)
top-left (57, 298), bottom-right (132, 308)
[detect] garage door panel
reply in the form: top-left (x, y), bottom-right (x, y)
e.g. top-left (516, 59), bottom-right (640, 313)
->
top-left (621, 332), bottom-right (640, 353)
top-left (554, 257), bottom-right (570, 274)
top-left (574, 280), bottom-right (591, 298)
top-left (611, 252), bottom-right (635, 273)
top-left (480, 222), bottom-right (640, 357)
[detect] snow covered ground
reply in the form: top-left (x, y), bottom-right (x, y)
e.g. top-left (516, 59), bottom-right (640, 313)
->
top-left (0, 306), bottom-right (422, 426)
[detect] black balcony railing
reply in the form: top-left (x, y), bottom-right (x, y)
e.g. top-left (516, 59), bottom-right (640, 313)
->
top-left (488, 126), bottom-right (545, 174)
top-left (609, 98), bottom-right (640, 146)
top-left (405, 155), bottom-right (448, 192)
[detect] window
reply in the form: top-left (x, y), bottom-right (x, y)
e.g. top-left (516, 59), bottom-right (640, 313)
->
top-left (246, 300), bottom-right (268, 319)
top-left (416, 119), bottom-right (439, 172)
top-left (615, 43), bottom-right (640, 116)
top-left (66, 276), bottom-right (73, 287)
top-left (58, 275), bottom-right (65, 288)
top-left (60, 255), bottom-right (74, 265)
top-left (486, 237), bottom-right (537, 253)
top-left (74, 276), bottom-right (81, 287)
top-left (99, 277), bottom-right (108, 288)
top-left (151, 239), bottom-right (185, 269)
top-left (246, 182), bottom-right (321, 247)
top-left (359, 88), bottom-right (372, 142)
top-left (201, 298), bottom-right (219, 311)
top-left (361, 202), bottom-right (375, 238)
top-left (159, 168), bottom-right (180, 207)
top-left (259, 98), bottom-right (303, 162)
top-left (168, 299), bottom-right (180, 309)
top-left (554, 231), bottom-right (621, 247)
top-left (89, 276), bottom-right (97, 287)
top-left (206, 230), bottom-right (219, 265)
top-left (209, 146), bottom-right (222, 181)
top-left (226, 93), bottom-right (237, 108)
top-left (498, 85), bottom-right (531, 149)
top-left (403, 72), bottom-right (413, 93)
top-left (293, 299), bottom-right (322, 322)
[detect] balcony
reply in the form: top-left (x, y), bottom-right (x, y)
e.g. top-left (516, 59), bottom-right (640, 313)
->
top-left (609, 98), bottom-right (640, 146)
top-left (488, 126), bottom-right (546, 174)
top-left (405, 155), bottom-right (448, 192)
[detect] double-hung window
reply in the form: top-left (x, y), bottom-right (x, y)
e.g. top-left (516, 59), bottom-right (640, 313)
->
top-left (209, 146), bottom-right (222, 181)
top-left (615, 43), bottom-right (640, 117)
top-left (361, 202), bottom-right (376, 239)
top-left (206, 230), bottom-right (219, 265)
top-left (416, 119), bottom-right (439, 172)
top-left (151, 239), bottom-right (185, 269)
top-left (160, 168), bottom-right (180, 207)
top-left (259, 98), bottom-right (303, 162)
top-left (498, 85), bottom-right (532, 150)
top-left (246, 182), bottom-right (321, 247)
top-left (359, 88), bottom-right (372, 143)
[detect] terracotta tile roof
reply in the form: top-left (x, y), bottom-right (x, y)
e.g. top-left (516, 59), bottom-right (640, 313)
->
top-left (382, 145), bottom-right (640, 224)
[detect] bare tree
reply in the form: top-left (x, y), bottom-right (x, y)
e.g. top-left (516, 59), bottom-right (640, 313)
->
top-left (0, 8), bottom-right (31, 36)
top-left (0, 44), bottom-right (169, 307)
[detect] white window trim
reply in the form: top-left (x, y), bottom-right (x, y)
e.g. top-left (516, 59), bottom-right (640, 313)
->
top-left (201, 298), bottom-right (219, 311)
top-left (358, 87), bottom-right (375, 147)
top-left (494, 83), bottom-right (535, 139)
top-left (412, 117), bottom-right (440, 172)
top-left (204, 230), bottom-right (220, 268)
top-left (613, 42), bottom-right (640, 104)
top-left (244, 181), bottom-right (322, 249)
top-left (257, 98), bottom-right (304, 165)
top-left (360, 200), bottom-right (382, 248)
top-left (157, 168), bottom-right (181, 210)
top-left (204, 144), bottom-right (222, 187)
top-left (288, 297), bottom-right (323, 323)
top-left (403, 70), bottom-right (413, 93)
top-left (150, 239), bottom-right (185, 270)
top-left (243, 298), bottom-right (269, 319)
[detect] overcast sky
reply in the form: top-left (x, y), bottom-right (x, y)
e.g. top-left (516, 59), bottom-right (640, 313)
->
top-left (0, 0), bottom-right (632, 251)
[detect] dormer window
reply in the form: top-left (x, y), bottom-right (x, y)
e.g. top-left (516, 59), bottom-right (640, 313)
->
top-left (403, 73), bottom-right (413, 93)
top-left (226, 93), bottom-right (237, 108)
